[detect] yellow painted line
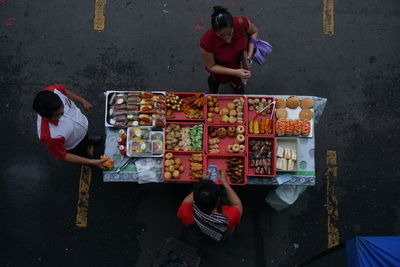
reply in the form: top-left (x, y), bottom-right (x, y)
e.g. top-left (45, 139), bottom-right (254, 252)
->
top-left (323, 0), bottom-right (334, 35)
top-left (326, 150), bottom-right (339, 248)
top-left (75, 145), bottom-right (94, 228)
top-left (93, 0), bottom-right (106, 31)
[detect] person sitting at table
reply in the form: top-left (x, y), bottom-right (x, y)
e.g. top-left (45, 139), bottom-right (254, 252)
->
top-left (177, 169), bottom-right (242, 244)
top-left (32, 84), bottom-right (106, 169)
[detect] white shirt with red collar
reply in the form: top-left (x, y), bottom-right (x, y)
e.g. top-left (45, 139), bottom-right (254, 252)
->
top-left (36, 84), bottom-right (88, 160)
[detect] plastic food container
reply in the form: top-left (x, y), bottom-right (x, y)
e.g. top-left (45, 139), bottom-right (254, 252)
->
top-left (246, 136), bottom-right (276, 177)
top-left (126, 126), bottom-right (164, 157)
top-left (162, 152), bottom-right (206, 182)
top-left (205, 95), bottom-right (247, 125)
top-left (165, 122), bottom-right (205, 153)
top-left (104, 90), bottom-right (166, 128)
top-left (246, 96), bottom-right (275, 136)
top-left (205, 155), bottom-right (246, 185)
top-left (276, 137), bottom-right (299, 172)
top-left (166, 92), bottom-right (206, 122)
top-left (206, 124), bottom-right (246, 155)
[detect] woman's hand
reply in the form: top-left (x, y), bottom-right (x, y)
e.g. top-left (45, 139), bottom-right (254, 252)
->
top-left (236, 69), bottom-right (252, 79)
top-left (217, 169), bottom-right (228, 185)
top-left (247, 46), bottom-right (255, 59)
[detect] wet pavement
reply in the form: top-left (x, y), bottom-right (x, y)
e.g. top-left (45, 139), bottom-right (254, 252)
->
top-left (1, 0), bottom-right (400, 266)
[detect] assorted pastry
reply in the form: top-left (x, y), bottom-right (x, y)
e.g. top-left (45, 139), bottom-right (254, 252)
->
top-left (167, 93), bottom-right (205, 119)
top-left (208, 125), bottom-right (246, 153)
top-left (208, 97), bottom-right (244, 123)
top-left (276, 119), bottom-right (310, 136)
top-left (164, 152), bottom-right (185, 179)
top-left (165, 124), bottom-right (203, 151)
top-left (189, 153), bottom-right (204, 180)
top-left (108, 92), bottom-right (166, 128)
top-left (276, 146), bottom-right (297, 171)
top-left (275, 96), bottom-right (314, 136)
top-left (248, 118), bottom-right (273, 134)
top-left (248, 98), bottom-right (273, 115)
top-left (226, 157), bottom-right (245, 184)
top-left (249, 139), bottom-right (273, 175)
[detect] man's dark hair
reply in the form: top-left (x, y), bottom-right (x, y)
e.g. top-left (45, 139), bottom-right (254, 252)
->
top-left (32, 91), bottom-right (63, 119)
top-left (211, 6), bottom-right (234, 32)
top-left (194, 179), bottom-right (220, 214)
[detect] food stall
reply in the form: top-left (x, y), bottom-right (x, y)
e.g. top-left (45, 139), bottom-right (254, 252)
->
top-left (102, 91), bottom-right (326, 186)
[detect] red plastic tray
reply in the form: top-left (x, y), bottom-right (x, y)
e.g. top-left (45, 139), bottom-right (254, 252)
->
top-left (166, 92), bottom-right (206, 122)
top-left (205, 155), bottom-right (247, 185)
top-left (205, 124), bottom-right (247, 155)
top-left (246, 136), bottom-right (276, 177)
top-left (165, 122), bottom-right (205, 153)
top-left (162, 151), bottom-right (206, 182)
top-left (246, 96), bottom-right (275, 136)
top-left (205, 95), bottom-right (247, 125)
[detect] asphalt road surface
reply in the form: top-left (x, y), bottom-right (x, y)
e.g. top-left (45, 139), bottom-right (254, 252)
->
top-left (1, 0), bottom-right (399, 266)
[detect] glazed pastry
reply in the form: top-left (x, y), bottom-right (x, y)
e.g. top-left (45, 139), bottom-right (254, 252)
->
top-left (300, 98), bottom-right (314, 109)
top-left (299, 109), bottom-right (314, 121)
top-left (276, 108), bottom-right (288, 120)
top-left (293, 119), bottom-right (302, 135)
top-left (276, 97), bottom-right (286, 109)
top-left (286, 96), bottom-right (299, 109)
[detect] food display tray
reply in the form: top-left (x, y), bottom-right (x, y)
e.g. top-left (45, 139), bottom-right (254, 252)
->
top-left (166, 92), bottom-right (206, 122)
top-left (205, 124), bottom-right (247, 156)
top-left (246, 96), bottom-right (275, 136)
top-left (165, 122), bottom-right (205, 153)
top-left (126, 127), bottom-right (164, 158)
top-left (205, 155), bottom-right (247, 185)
top-left (205, 95), bottom-right (247, 125)
top-left (276, 137), bottom-right (299, 172)
top-left (162, 151), bottom-right (206, 182)
top-left (276, 96), bottom-right (314, 138)
top-left (246, 136), bottom-right (276, 177)
top-left (104, 90), bottom-right (166, 128)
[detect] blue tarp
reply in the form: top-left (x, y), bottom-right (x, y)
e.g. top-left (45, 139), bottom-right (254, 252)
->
top-left (346, 236), bottom-right (400, 267)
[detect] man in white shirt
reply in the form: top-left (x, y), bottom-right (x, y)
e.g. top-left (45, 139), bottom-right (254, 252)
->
top-left (33, 84), bottom-right (106, 169)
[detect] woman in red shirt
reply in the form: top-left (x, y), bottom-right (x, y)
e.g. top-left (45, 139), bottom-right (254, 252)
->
top-left (200, 6), bottom-right (259, 94)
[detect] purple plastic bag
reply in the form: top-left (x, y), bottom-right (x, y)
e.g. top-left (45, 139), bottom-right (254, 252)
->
top-left (252, 39), bottom-right (273, 65)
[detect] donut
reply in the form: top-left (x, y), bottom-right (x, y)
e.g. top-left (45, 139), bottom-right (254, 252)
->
top-left (236, 125), bottom-right (245, 134)
top-left (227, 145), bottom-right (234, 153)
top-left (299, 109), bottom-right (314, 121)
top-left (232, 144), bottom-right (240, 152)
top-left (276, 98), bottom-right (286, 109)
top-left (236, 134), bottom-right (245, 144)
top-left (217, 127), bottom-right (227, 138)
top-left (300, 98), bottom-right (314, 109)
top-left (287, 96), bottom-right (299, 109)
top-left (165, 152), bottom-right (173, 159)
top-left (276, 108), bottom-right (288, 120)
top-left (239, 145), bottom-right (245, 153)
top-left (227, 127), bottom-right (236, 137)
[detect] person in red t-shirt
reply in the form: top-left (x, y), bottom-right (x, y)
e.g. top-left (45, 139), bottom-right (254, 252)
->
top-left (200, 6), bottom-right (259, 94)
top-left (177, 169), bottom-right (242, 244)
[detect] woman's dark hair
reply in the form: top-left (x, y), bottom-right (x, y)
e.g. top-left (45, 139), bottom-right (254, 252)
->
top-left (194, 179), bottom-right (220, 214)
top-left (32, 91), bottom-right (63, 119)
top-left (211, 6), bottom-right (234, 32)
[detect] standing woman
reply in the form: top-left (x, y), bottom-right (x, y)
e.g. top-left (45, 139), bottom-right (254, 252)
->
top-left (200, 6), bottom-right (258, 94)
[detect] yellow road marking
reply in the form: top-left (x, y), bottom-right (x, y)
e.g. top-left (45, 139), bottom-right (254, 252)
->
top-left (323, 0), bottom-right (334, 35)
top-left (75, 145), bottom-right (94, 228)
top-left (326, 150), bottom-right (339, 248)
top-left (94, 0), bottom-right (106, 31)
